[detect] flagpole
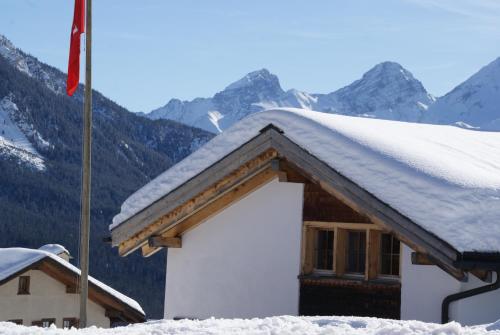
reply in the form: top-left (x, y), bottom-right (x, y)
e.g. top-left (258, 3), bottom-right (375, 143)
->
top-left (79, 0), bottom-right (92, 328)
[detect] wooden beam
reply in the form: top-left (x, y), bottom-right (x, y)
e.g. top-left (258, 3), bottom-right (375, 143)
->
top-left (302, 227), bottom-right (315, 274)
top-left (117, 149), bottom-right (279, 256)
top-left (366, 230), bottom-right (381, 280)
top-left (137, 167), bottom-right (281, 257)
top-left (471, 270), bottom-right (492, 283)
top-left (141, 236), bottom-right (182, 257)
top-left (140, 236), bottom-right (181, 257)
top-left (335, 228), bottom-right (347, 276)
top-left (304, 221), bottom-right (380, 231)
top-left (149, 236), bottom-right (181, 248)
top-left (411, 252), bottom-right (435, 265)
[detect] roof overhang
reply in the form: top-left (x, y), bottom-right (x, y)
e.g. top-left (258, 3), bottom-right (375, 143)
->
top-left (111, 124), bottom-right (496, 279)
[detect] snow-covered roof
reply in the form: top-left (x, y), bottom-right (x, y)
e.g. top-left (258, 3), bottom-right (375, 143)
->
top-left (0, 247), bottom-right (144, 316)
top-left (112, 108), bottom-right (500, 253)
top-left (38, 244), bottom-right (69, 256)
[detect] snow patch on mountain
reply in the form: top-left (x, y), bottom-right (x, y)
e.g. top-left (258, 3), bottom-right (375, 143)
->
top-left (0, 95), bottom-right (46, 171)
top-left (208, 110), bottom-right (224, 132)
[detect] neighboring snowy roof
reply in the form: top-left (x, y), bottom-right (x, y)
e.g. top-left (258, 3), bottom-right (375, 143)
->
top-left (38, 244), bottom-right (69, 256)
top-left (112, 108), bottom-right (500, 253)
top-left (0, 247), bottom-right (144, 316)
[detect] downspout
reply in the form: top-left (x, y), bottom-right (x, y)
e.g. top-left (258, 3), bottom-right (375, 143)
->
top-left (441, 270), bottom-right (500, 324)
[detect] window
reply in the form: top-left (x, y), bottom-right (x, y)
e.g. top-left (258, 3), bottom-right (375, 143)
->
top-left (380, 233), bottom-right (401, 276)
top-left (17, 276), bottom-right (30, 295)
top-left (346, 231), bottom-right (366, 274)
top-left (41, 319), bottom-right (56, 328)
top-left (31, 321), bottom-right (43, 327)
top-left (303, 221), bottom-right (402, 281)
top-left (8, 320), bottom-right (23, 325)
top-left (314, 230), bottom-right (334, 271)
top-left (63, 318), bottom-right (79, 329)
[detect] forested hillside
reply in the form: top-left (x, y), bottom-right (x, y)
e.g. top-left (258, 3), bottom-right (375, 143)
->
top-left (0, 50), bottom-right (214, 318)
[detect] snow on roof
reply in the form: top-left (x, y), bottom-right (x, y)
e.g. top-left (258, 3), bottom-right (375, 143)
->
top-left (0, 315), bottom-right (497, 334)
top-left (0, 247), bottom-right (144, 316)
top-left (111, 108), bottom-right (500, 253)
top-left (38, 244), bottom-right (69, 256)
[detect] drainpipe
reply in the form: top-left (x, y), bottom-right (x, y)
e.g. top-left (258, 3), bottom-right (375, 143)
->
top-left (441, 270), bottom-right (500, 324)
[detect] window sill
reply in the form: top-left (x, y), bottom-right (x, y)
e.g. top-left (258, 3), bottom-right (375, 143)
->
top-left (299, 274), bottom-right (401, 288)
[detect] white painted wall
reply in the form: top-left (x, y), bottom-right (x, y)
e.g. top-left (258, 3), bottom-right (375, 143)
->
top-left (401, 244), bottom-right (500, 325)
top-left (0, 269), bottom-right (110, 328)
top-left (454, 272), bottom-right (500, 325)
top-left (164, 179), bottom-right (304, 319)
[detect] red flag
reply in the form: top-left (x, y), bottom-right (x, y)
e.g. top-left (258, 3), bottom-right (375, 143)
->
top-left (66, 0), bottom-right (85, 96)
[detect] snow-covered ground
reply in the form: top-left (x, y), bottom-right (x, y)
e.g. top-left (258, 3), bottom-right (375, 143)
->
top-left (1, 316), bottom-right (500, 334)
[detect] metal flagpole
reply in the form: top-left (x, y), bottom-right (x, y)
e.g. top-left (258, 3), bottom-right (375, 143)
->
top-left (79, 0), bottom-right (92, 328)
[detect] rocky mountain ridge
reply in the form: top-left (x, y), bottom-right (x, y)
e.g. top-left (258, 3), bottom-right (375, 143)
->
top-left (148, 59), bottom-right (500, 133)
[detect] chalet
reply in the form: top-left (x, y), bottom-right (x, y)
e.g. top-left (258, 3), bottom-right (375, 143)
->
top-left (110, 108), bottom-right (500, 325)
top-left (0, 244), bottom-right (145, 328)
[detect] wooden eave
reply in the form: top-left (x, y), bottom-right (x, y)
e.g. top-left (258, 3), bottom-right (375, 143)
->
top-left (0, 257), bottom-right (145, 323)
top-left (111, 124), bottom-right (466, 279)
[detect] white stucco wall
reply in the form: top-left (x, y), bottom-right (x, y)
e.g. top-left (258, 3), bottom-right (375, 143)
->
top-left (454, 272), bottom-right (500, 325)
top-left (0, 269), bottom-right (110, 328)
top-left (401, 244), bottom-right (500, 325)
top-left (164, 179), bottom-right (304, 319)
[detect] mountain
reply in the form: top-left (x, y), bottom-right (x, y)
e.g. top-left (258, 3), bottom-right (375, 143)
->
top-left (314, 62), bottom-right (435, 121)
top-left (148, 62), bottom-right (435, 133)
top-left (0, 35), bottom-right (213, 318)
top-left (423, 57), bottom-right (500, 130)
top-left (149, 69), bottom-right (285, 132)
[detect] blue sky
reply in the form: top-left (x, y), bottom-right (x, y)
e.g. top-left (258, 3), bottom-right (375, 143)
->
top-left (1, 0), bottom-right (500, 112)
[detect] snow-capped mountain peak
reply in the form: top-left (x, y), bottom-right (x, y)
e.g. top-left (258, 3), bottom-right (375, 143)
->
top-left (314, 61), bottom-right (435, 122)
top-left (148, 69), bottom-right (286, 133)
top-left (146, 64), bottom-right (436, 132)
top-left (146, 57), bottom-right (500, 133)
top-left (224, 68), bottom-right (282, 92)
top-left (424, 57), bottom-right (500, 130)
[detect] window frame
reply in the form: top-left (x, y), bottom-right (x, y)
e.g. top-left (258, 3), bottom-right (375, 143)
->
top-left (312, 228), bottom-right (335, 274)
top-left (41, 318), bottom-right (56, 328)
top-left (345, 230), bottom-right (367, 275)
top-left (379, 233), bottom-right (402, 278)
top-left (63, 317), bottom-right (79, 329)
top-left (17, 276), bottom-right (30, 295)
top-left (303, 221), bottom-right (401, 281)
